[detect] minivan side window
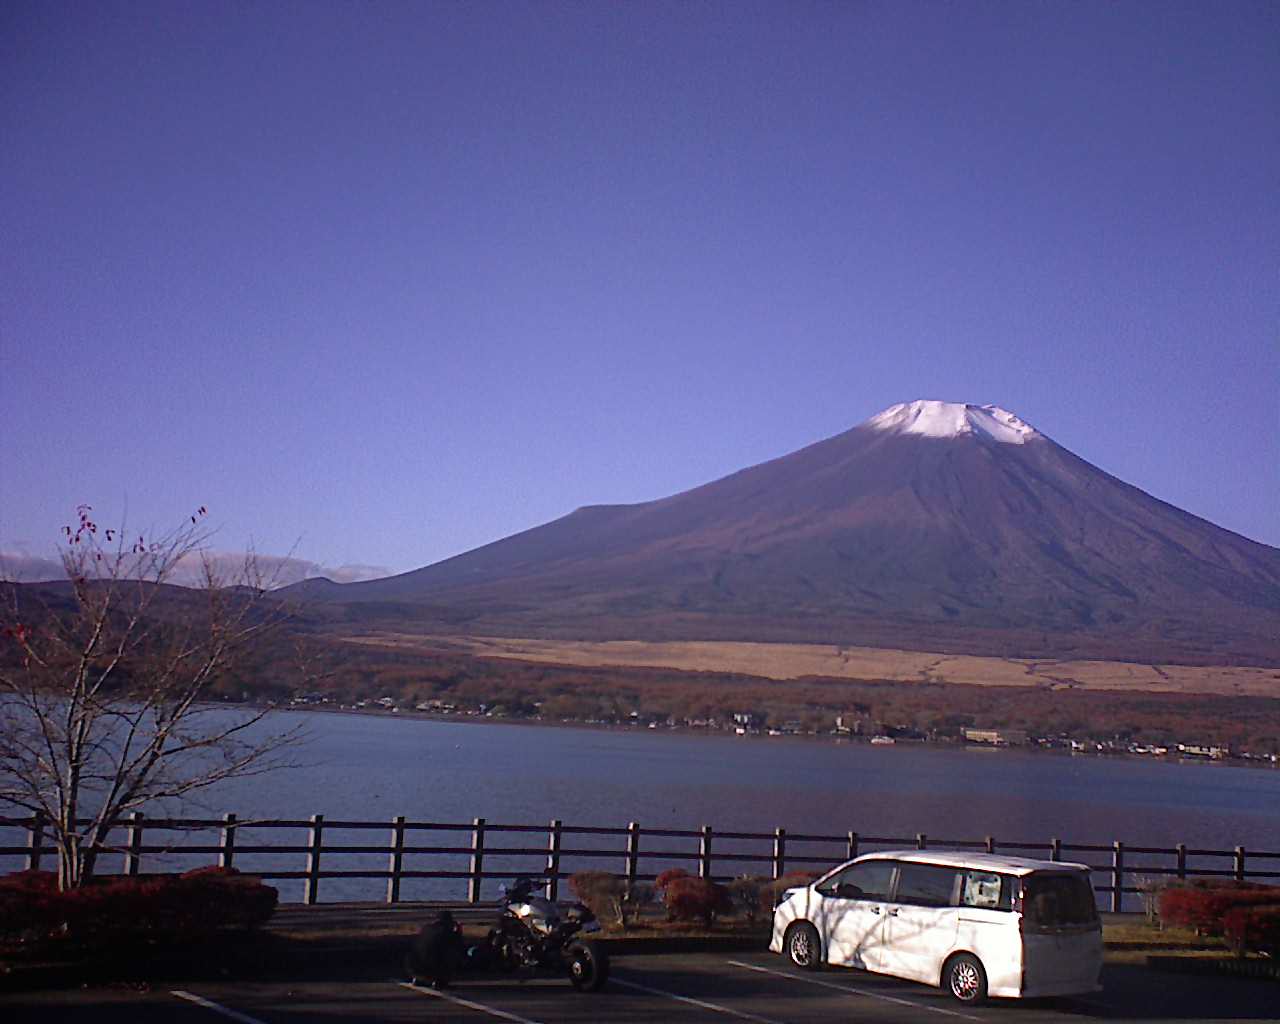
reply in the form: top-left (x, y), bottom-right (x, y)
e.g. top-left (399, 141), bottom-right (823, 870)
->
top-left (894, 862), bottom-right (960, 907)
top-left (818, 861), bottom-right (895, 900)
top-left (960, 870), bottom-right (1014, 911)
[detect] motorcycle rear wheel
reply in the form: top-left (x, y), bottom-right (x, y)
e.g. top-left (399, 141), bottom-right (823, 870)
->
top-left (566, 939), bottom-right (609, 992)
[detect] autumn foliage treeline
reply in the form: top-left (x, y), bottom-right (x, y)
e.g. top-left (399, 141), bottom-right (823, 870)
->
top-left (218, 632), bottom-right (1280, 753)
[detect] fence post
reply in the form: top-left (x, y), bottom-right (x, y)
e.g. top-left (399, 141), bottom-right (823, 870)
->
top-left (916, 832), bottom-right (927, 850)
top-left (125, 812), bottom-right (144, 876)
top-left (1050, 838), bottom-right (1061, 862)
top-left (219, 813), bottom-right (237, 869)
top-left (1175, 843), bottom-right (1187, 880)
top-left (468, 817), bottom-right (486, 904)
top-left (1234, 846), bottom-right (1246, 882)
top-left (699, 825), bottom-right (713, 879)
top-left (847, 831), bottom-right (859, 861)
top-left (386, 816), bottom-right (406, 904)
top-left (1111, 841), bottom-right (1124, 913)
top-left (545, 820), bottom-right (563, 901)
top-left (986, 835), bottom-right (996, 855)
top-left (26, 813), bottom-right (45, 872)
top-left (304, 814), bottom-right (324, 905)
top-left (625, 821), bottom-right (640, 890)
top-left (772, 827), bottom-right (787, 880)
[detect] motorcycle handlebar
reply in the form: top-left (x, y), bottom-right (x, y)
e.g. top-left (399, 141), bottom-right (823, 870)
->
top-left (498, 876), bottom-right (548, 900)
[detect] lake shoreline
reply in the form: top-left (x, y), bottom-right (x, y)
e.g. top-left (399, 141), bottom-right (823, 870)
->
top-left (234, 700), bottom-right (1275, 773)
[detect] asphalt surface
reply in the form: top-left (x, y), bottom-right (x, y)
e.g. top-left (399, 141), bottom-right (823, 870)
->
top-left (4, 951), bottom-right (1278, 1023)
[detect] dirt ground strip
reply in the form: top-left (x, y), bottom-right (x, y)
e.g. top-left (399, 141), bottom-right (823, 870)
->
top-left (5, 951), bottom-right (1280, 1024)
top-left (349, 633), bottom-right (1280, 697)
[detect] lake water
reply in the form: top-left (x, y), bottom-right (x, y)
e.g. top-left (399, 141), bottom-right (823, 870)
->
top-left (5, 710), bottom-right (1278, 904)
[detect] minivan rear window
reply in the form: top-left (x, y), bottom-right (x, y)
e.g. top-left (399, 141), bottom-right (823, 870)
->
top-left (1023, 872), bottom-right (1098, 928)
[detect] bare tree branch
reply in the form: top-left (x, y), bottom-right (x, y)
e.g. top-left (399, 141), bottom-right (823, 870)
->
top-left (0, 505), bottom-right (305, 889)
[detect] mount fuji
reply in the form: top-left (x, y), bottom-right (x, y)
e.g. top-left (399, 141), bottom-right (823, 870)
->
top-left (293, 401), bottom-right (1280, 664)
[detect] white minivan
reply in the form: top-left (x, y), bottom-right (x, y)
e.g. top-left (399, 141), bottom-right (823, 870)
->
top-left (770, 850), bottom-right (1102, 1004)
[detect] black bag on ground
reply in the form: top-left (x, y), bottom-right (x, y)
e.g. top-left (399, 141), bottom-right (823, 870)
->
top-left (405, 910), bottom-right (465, 987)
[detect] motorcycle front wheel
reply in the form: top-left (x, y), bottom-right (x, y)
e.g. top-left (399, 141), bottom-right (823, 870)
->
top-left (566, 939), bottom-right (609, 992)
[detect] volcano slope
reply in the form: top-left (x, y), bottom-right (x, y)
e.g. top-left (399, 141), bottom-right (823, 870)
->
top-left (291, 400), bottom-right (1280, 668)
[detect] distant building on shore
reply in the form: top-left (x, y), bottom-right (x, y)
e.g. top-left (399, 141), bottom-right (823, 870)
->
top-left (962, 727), bottom-right (1028, 746)
top-left (1177, 743), bottom-right (1230, 759)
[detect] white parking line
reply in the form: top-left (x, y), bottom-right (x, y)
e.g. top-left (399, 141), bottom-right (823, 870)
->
top-left (396, 980), bottom-right (546, 1023)
top-left (611, 975), bottom-right (789, 1024)
top-left (171, 991), bottom-right (271, 1024)
top-left (726, 960), bottom-right (983, 1022)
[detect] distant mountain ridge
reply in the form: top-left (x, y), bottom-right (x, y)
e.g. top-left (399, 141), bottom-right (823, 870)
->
top-left (290, 401), bottom-right (1280, 665)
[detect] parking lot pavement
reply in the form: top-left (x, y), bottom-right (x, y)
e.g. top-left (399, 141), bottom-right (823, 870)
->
top-left (4, 951), bottom-right (1279, 1023)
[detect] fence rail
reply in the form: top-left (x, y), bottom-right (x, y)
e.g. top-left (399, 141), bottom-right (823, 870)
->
top-left (3, 814), bottom-right (1276, 912)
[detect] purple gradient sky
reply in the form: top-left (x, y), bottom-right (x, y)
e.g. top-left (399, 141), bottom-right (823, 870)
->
top-left (3, 1), bottom-right (1276, 577)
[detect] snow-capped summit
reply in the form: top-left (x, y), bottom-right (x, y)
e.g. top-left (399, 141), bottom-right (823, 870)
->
top-left (865, 400), bottom-right (1040, 445)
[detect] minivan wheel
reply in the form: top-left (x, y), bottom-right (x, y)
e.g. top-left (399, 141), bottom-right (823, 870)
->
top-left (944, 953), bottom-right (987, 1004)
top-left (785, 922), bottom-right (822, 971)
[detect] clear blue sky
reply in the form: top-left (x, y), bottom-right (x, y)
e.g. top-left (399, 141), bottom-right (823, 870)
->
top-left (3, 1), bottom-right (1276, 577)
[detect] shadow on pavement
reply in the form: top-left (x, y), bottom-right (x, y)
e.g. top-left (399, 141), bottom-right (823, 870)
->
top-left (1041, 963), bottom-right (1280, 1020)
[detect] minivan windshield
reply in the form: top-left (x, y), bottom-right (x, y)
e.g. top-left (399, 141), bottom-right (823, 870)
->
top-left (1023, 872), bottom-right (1098, 928)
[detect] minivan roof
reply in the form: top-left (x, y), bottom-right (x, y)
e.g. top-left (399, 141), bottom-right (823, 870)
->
top-left (847, 849), bottom-right (1091, 877)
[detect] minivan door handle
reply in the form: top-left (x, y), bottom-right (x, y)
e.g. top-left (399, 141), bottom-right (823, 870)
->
top-left (870, 905), bottom-right (881, 914)
top-left (887, 908), bottom-right (899, 916)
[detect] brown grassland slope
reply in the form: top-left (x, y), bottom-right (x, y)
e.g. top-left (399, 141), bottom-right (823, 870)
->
top-left (345, 634), bottom-right (1280, 698)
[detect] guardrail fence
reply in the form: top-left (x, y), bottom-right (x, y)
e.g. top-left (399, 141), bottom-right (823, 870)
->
top-left (3, 814), bottom-right (1276, 912)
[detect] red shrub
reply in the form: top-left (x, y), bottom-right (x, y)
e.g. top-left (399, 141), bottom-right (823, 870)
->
top-left (6, 892), bottom-right (57, 935)
top-left (181, 865), bottom-right (236, 879)
top-left (1158, 886), bottom-right (1210, 929)
top-left (1223, 903), bottom-right (1280, 957)
top-left (664, 876), bottom-right (733, 926)
top-left (0, 870), bottom-right (58, 891)
top-left (60, 876), bottom-right (162, 939)
top-left (1158, 882), bottom-right (1280, 936)
top-left (0, 867), bottom-right (278, 949)
top-left (654, 868), bottom-right (690, 893)
top-left (171, 866), bottom-right (278, 932)
top-left (0, 872), bottom-right (62, 939)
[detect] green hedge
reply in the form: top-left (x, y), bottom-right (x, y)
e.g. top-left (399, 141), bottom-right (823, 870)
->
top-left (663, 876), bottom-right (733, 925)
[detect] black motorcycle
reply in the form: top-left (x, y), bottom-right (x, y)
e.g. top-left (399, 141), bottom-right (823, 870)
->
top-left (485, 877), bottom-right (609, 991)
